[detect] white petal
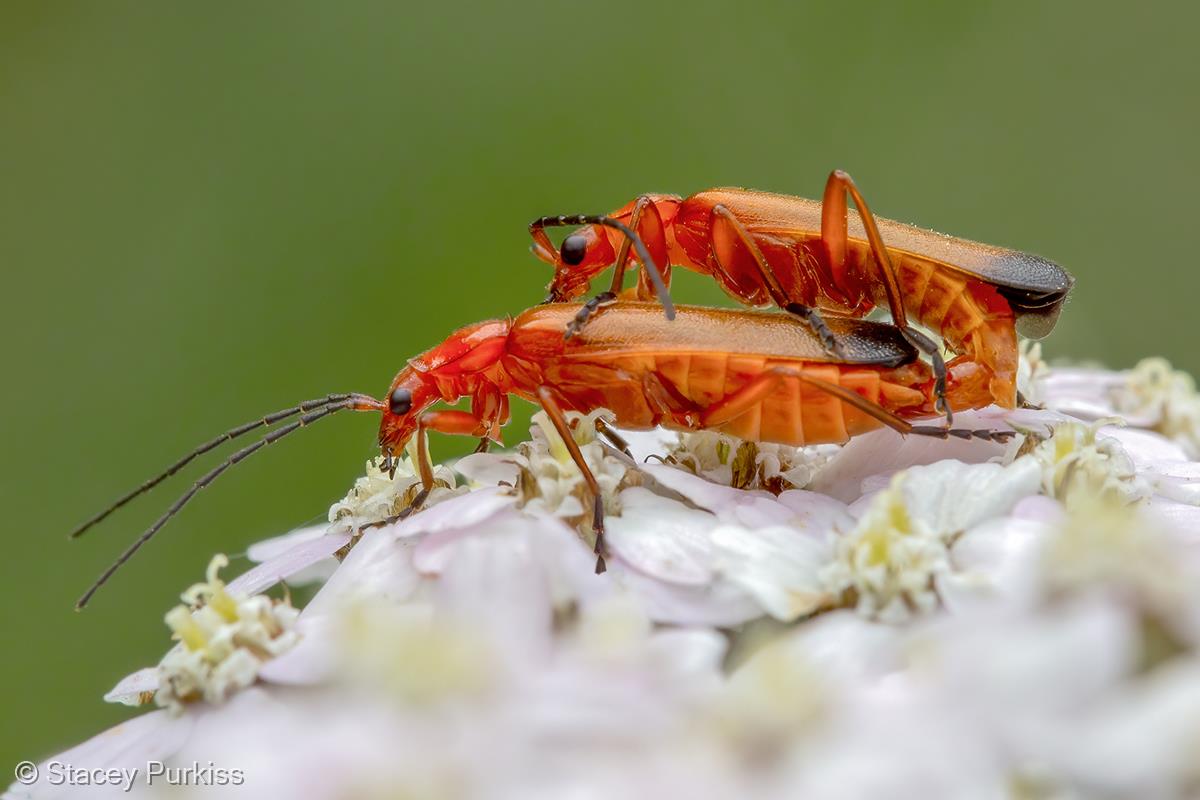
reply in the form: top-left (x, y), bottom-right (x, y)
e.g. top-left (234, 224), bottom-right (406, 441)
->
top-left (1048, 659), bottom-right (1200, 794)
top-left (937, 517), bottom-right (1051, 613)
top-left (1141, 459), bottom-right (1200, 504)
top-left (617, 567), bottom-right (762, 627)
top-left (901, 457), bottom-right (1041, 534)
top-left (644, 628), bottom-right (727, 677)
top-left (226, 531), bottom-right (350, 597)
top-left (302, 527), bottom-right (420, 617)
top-left (611, 426), bottom-right (680, 463)
top-left (388, 486), bottom-right (517, 539)
top-left (1100, 426), bottom-right (1190, 463)
top-left (452, 452), bottom-right (521, 487)
top-left (810, 409), bottom-right (1020, 503)
top-left (9, 711), bottom-right (191, 799)
top-left (255, 615), bottom-right (340, 686)
top-left (605, 488), bottom-right (720, 585)
top-left (925, 595), bottom-right (1137, 715)
top-left (1010, 494), bottom-right (1066, 523)
top-left (639, 462), bottom-right (786, 523)
top-left (711, 524), bottom-right (832, 621)
top-left (775, 489), bottom-right (855, 529)
top-left (434, 533), bottom-right (555, 668)
top-left (102, 667), bottom-right (158, 706)
top-left (774, 610), bottom-right (904, 686)
top-left (245, 523), bottom-right (327, 561)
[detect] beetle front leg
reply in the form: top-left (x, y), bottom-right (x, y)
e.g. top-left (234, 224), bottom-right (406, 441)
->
top-left (361, 409), bottom-right (496, 537)
top-left (535, 386), bottom-right (609, 574)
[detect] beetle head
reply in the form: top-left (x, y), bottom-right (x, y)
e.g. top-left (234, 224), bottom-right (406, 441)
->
top-left (377, 318), bottom-right (513, 455)
top-left (531, 222), bottom-right (618, 302)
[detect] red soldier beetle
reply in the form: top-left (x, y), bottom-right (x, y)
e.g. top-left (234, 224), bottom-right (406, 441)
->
top-left (72, 302), bottom-right (1014, 608)
top-left (529, 170), bottom-right (1074, 421)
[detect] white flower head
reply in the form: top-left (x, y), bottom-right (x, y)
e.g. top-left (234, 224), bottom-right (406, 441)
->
top-left (512, 408), bottom-right (634, 534)
top-left (1111, 357), bottom-right (1200, 458)
top-left (821, 460), bottom-right (1041, 622)
top-left (154, 554), bottom-right (300, 714)
top-left (667, 429), bottom-right (838, 492)
top-left (1042, 501), bottom-right (1197, 643)
top-left (1018, 418), bottom-right (1150, 509)
top-left (821, 473), bottom-right (949, 623)
top-left (328, 450), bottom-right (463, 533)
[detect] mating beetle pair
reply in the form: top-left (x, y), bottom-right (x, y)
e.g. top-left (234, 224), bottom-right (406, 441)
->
top-left (73, 171), bottom-right (1073, 605)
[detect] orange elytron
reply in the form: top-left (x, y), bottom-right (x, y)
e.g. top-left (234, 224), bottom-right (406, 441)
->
top-left (71, 301), bottom-right (1020, 608)
top-left (530, 170), bottom-right (1074, 415)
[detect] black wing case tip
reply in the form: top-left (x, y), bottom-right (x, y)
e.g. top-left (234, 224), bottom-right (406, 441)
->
top-left (827, 317), bottom-right (920, 369)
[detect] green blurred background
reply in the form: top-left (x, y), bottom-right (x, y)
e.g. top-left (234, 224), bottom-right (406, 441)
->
top-left (2, 0), bottom-right (1197, 768)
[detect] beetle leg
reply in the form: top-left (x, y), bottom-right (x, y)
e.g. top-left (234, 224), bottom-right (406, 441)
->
top-left (594, 416), bottom-right (634, 460)
top-left (710, 204), bottom-right (846, 359)
top-left (564, 291), bottom-right (618, 340)
top-left (820, 170), bottom-right (951, 423)
top-left (536, 386), bottom-right (609, 574)
top-left (900, 328), bottom-right (951, 424)
top-left (625, 197), bottom-right (671, 304)
top-left (565, 198), bottom-right (673, 338)
top-left (702, 366), bottom-right (1012, 443)
top-left (361, 408), bottom-right (499, 537)
top-left (783, 303), bottom-right (843, 356)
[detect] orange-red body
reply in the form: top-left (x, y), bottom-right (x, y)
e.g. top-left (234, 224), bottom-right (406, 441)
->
top-left (378, 303), bottom-right (990, 456)
top-left (531, 184), bottom-right (1073, 411)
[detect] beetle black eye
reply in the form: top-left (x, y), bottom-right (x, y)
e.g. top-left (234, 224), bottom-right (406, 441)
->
top-left (560, 234), bottom-right (587, 266)
top-left (389, 387), bottom-right (412, 416)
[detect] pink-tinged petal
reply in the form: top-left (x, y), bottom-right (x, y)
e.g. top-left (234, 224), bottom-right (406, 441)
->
top-left (846, 488), bottom-right (885, 518)
top-left (7, 711), bottom-right (191, 799)
top-left (1100, 427), bottom-right (1190, 463)
top-left (937, 517), bottom-right (1052, 613)
top-left (452, 452), bottom-right (521, 487)
top-left (434, 534), bottom-right (556, 668)
top-left (303, 527), bottom-right (421, 617)
top-left (246, 523), bottom-right (328, 561)
top-left (617, 568), bottom-right (762, 627)
top-left (639, 463), bottom-right (796, 526)
top-left (388, 486), bottom-right (517, 539)
top-left (412, 507), bottom-right (578, 573)
top-left (809, 410), bottom-right (1020, 503)
top-left (226, 532), bottom-right (351, 597)
top-left (103, 667), bottom-right (158, 706)
top-left (605, 488), bottom-right (721, 586)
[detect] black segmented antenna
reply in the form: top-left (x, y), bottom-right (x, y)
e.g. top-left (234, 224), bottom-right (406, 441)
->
top-left (74, 392), bottom-right (384, 609)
